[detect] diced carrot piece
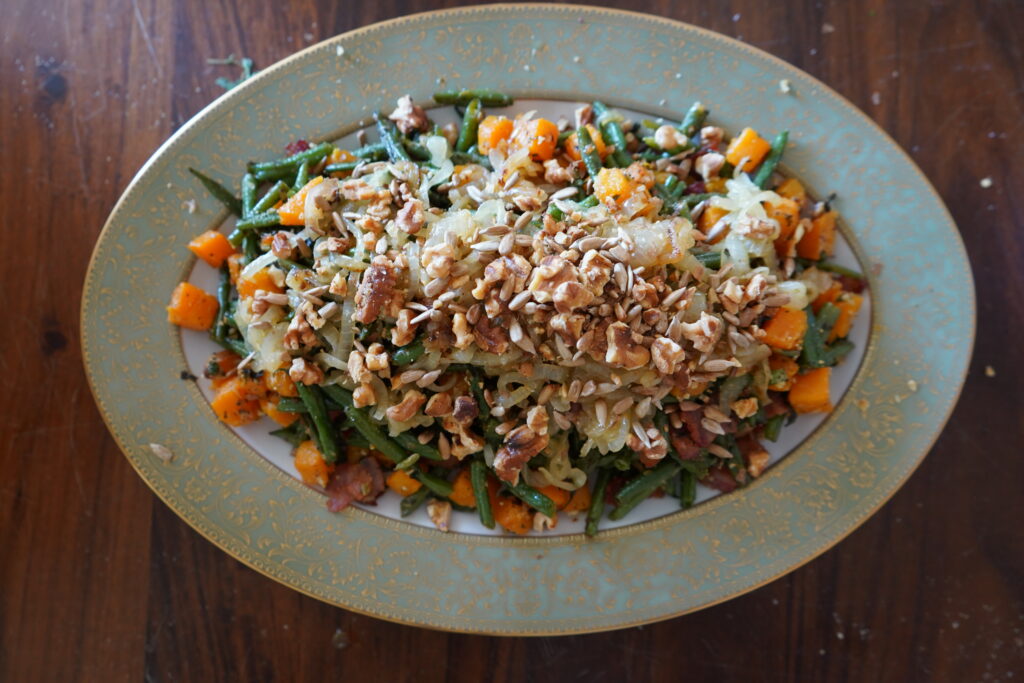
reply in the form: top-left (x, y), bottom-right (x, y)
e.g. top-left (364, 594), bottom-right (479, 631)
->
top-left (775, 177), bottom-right (807, 204)
top-left (564, 485), bottom-right (592, 513)
top-left (294, 440), bottom-right (335, 488)
top-left (762, 308), bottom-right (808, 351)
top-left (210, 375), bottom-right (265, 426)
top-left (207, 350), bottom-right (242, 390)
top-left (477, 115), bottom-right (514, 154)
top-left (519, 118), bottom-right (559, 161)
top-left (187, 230), bottom-right (236, 268)
top-left (788, 368), bottom-right (833, 414)
top-left (768, 354), bottom-right (800, 391)
top-left (797, 210), bottom-right (837, 260)
top-left (537, 485), bottom-right (571, 510)
top-left (564, 124), bottom-right (607, 161)
top-left (277, 176), bottom-right (324, 226)
top-left (725, 127), bottom-right (772, 171)
top-left (594, 168), bottom-right (635, 206)
top-left (698, 205), bottom-right (731, 243)
top-left (261, 398), bottom-right (299, 427)
top-left (829, 293), bottom-right (863, 342)
top-left (448, 469), bottom-right (476, 508)
top-left (812, 282), bottom-right (843, 313)
top-left (767, 198), bottom-right (800, 244)
top-left (237, 267), bottom-right (283, 298)
top-left (226, 253), bottom-right (245, 284)
top-left (166, 281), bottom-right (219, 331)
top-left (493, 495), bottom-right (533, 535)
top-left (264, 366), bottom-right (298, 397)
top-left (386, 468), bottom-right (423, 497)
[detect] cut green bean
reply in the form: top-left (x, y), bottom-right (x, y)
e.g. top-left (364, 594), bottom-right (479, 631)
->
top-left (693, 250), bottom-right (722, 269)
top-left (434, 88), bottom-right (513, 107)
top-left (576, 125), bottom-right (603, 178)
top-left (352, 142), bottom-right (388, 160)
top-left (374, 112), bottom-right (410, 162)
top-left (413, 470), bottom-right (453, 498)
top-left (323, 161), bottom-right (360, 175)
top-left (763, 414), bottom-right (785, 442)
top-left (393, 431), bottom-right (443, 461)
top-left (470, 460), bottom-right (495, 529)
top-left (680, 470), bottom-right (697, 509)
top-left (585, 469), bottom-right (611, 537)
top-left (241, 232), bottom-right (259, 262)
top-left (450, 150), bottom-right (492, 169)
top-left (610, 461), bottom-right (682, 520)
top-left (275, 397), bottom-right (308, 414)
top-left (815, 260), bottom-right (865, 280)
top-left (323, 386), bottom-right (408, 463)
top-left (680, 101), bottom-right (708, 138)
top-left (294, 159), bottom-right (310, 190)
top-left (188, 167), bottom-right (242, 216)
top-left (235, 211), bottom-right (280, 230)
top-left (253, 181), bottom-right (289, 213)
top-left (247, 142), bottom-right (333, 176)
top-left (400, 487), bottom-right (431, 517)
top-left (507, 481), bottom-right (557, 518)
top-left (592, 101), bottom-right (633, 167)
top-left (392, 339), bottom-right (425, 366)
top-left (270, 423), bottom-right (308, 448)
top-left (295, 384), bottom-right (340, 464)
top-left (213, 264), bottom-right (232, 340)
top-left (754, 130), bottom-right (789, 189)
top-left (241, 173), bottom-right (256, 217)
top-left (455, 98), bottom-right (483, 153)
top-left (578, 194), bottom-right (599, 209)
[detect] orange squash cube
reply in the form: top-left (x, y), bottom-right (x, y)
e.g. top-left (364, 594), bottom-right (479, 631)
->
top-left (166, 281), bottom-right (219, 331)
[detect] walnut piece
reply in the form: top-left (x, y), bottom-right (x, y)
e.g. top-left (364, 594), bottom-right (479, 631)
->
top-left (289, 357), bottom-right (324, 386)
top-left (654, 124), bottom-right (689, 151)
top-left (422, 243), bottom-right (456, 280)
top-left (746, 447), bottom-right (771, 478)
top-left (473, 254), bottom-right (532, 300)
top-left (552, 281), bottom-right (594, 314)
top-left (425, 392), bottom-right (453, 417)
top-left (283, 303), bottom-right (319, 351)
top-left (527, 254), bottom-right (578, 303)
top-left (452, 395), bottom-right (479, 424)
top-left (347, 350), bottom-right (371, 384)
top-left (695, 152), bottom-right (725, 181)
top-left (543, 158), bottom-right (575, 185)
top-left (493, 424), bottom-right (549, 484)
top-left (679, 311), bottom-right (723, 354)
top-left (578, 250), bottom-right (613, 295)
top-left (270, 231), bottom-right (295, 259)
top-left (353, 255), bottom-right (396, 325)
top-left (395, 198), bottom-right (425, 234)
top-left (731, 397), bottom-right (760, 420)
top-left (472, 315), bottom-right (510, 355)
top-left (386, 390), bottom-right (426, 423)
top-left (426, 499), bottom-right (452, 532)
top-left (353, 383), bottom-right (376, 408)
top-left (452, 312), bottom-right (474, 349)
top-left (388, 95), bottom-right (429, 135)
top-left (651, 336), bottom-right (686, 375)
top-left (391, 309), bottom-right (419, 347)
top-left (364, 343), bottom-right (389, 372)
top-left (605, 321), bottom-right (651, 370)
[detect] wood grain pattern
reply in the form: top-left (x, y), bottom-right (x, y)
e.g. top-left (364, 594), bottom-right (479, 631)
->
top-left (1, 1), bottom-right (1021, 680)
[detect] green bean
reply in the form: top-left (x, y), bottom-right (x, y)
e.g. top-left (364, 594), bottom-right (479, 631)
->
top-left (693, 250), bottom-right (722, 269)
top-left (576, 125), bottom-right (603, 178)
top-left (610, 461), bottom-right (682, 520)
top-left (680, 101), bottom-right (708, 138)
top-left (754, 130), bottom-right (789, 189)
top-left (507, 481), bottom-right (557, 518)
top-left (374, 112), bottom-right (410, 162)
top-left (592, 101), bottom-right (632, 167)
top-left (585, 469), bottom-right (611, 537)
top-left (247, 142), bottom-right (333, 176)
top-left (823, 339), bottom-right (855, 365)
top-left (718, 375), bottom-right (751, 411)
top-left (294, 159), bottom-right (310, 190)
top-left (547, 204), bottom-right (565, 221)
top-left (211, 335), bottom-right (248, 356)
top-left (392, 339), bottom-right (425, 366)
top-left (269, 423), bottom-right (308, 448)
top-left (455, 98), bottom-right (483, 153)
top-left (763, 414), bottom-right (785, 442)
top-left (235, 211), bottom-right (280, 230)
top-left (393, 431), bottom-right (443, 461)
top-left (404, 140), bottom-right (432, 161)
top-left (295, 385), bottom-right (339, 463)
top-left (241, 173), bottom-right (256, 217)
top-left (352, 142), bottom-right (388, 160)
top-left (414, 470), bottom-right (453, 498)
top-left (450, 150), bottom-right (492, 169)
top-left (434, 88), bottom-right (513, 107)
top-left (213, 264), bottom-right (232, 339)
top-left (683, 192), bottom-right (718, 207)
top-left (400, 487), bottom-right (431, 517)
top-left (275, 397), bottom-right (308, 414)
top-left (470, 460), bottom-right (495, 529)
top-left (188, 167), bottom-right (242, 216)
top-left (465, 367), bottom-right (491, 421)
top-left (323, 161), bottom-right (360, 175)
top-left (815, 260), bottom-right (865, 280)
top-left (680, 470), bottom-right (697, 508)
top-left (254, 181), bottom-right (289, 214)
top-left (324, 386), bottom-right (408, 463)
top-left (578, 195), bottom-right (599, 209)
top-left (241, 232), bottom-right (259, 262)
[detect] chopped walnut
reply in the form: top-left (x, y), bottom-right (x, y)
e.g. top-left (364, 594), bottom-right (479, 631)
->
top-left (347, 350), bottom-right (371, 384)
top-left (353, 255), bottom-right (396, 324)
top-left (525, 405), bottom-right (549, 436)
top-left (731, 397), bottom-right (760, 420)
top-left (425, 392), bottom-right (453, 417)
top-left (631, 280), bottom-right (660, 308)
top-left (329, 271), bottom-right (349, 297)
top-left (422, 243), bottom-right (456, 280)
top-left (552, 281), bottom-right (594, 314)
top-left (679, 311), bottom-right (723, 354)
top-left (270, 231), bottom-right (295, 259)
top-left (353, 383), bottom-right (376, 408)
top-left (289, 357), bottom-right (324, 386)
top-left (533, 513), bottom-right (557, 532)
top-left (441, 416), bottom-right (486, 459)
top-left (426, 499), bottom-right (452, 532)
top-left (579, 250), bottom-right (613, 295)
top-left (746, 447), bottom-right (771, 478)
top-left (440, 122), bottom-right (459, 147)
top-left (364, 343), bottom-right (389, 372)
top-left (624, 162), bottom-right (655, 189)
top-left (543, 158), bottom-right (575, 185)
top-left (386, 389), bottom-right (426, 423)
top-left (732, 215), bottom-right (779, 240)
top-left (388, 94), bottom-right (429, 135)
top-left (472, 315), bottom-right (510, 355)
top-left (283, 303), bottom-right (319, 351)
top-left (452, 395), bottom-right (479, 424)
top-left (395, 198), bottom-right (425, 234)
top-left (605, 321), bottom-right (651, 370)
top-left (695, 152), bottom-right (725, 181)
top-left (391, 309), bottom-right (419, 347)
top-left (548, 312), bottom-right (586, 344)
top-left (700, 126), bottom-right (724, 147)
top-left (637, 431), bottom-right (669, 467)
top-left (654, 125), bottom-right (689, 151)
top-left (303, 178), bottom-right (343, 235)
top-left (574, 103), bottom-right (593, 129)
top-left (651, 336), bottom-right (686, 375)
top-left (250, 289), bottom-right (289, 315)
top-left (493, 424), bottom-right (550, 484)
top-left (527, 254), bottom-right (578, 303)
top-left (473, 254), bottom-right (532, 300)
top-left (452, 312), bottom-right (474, 349)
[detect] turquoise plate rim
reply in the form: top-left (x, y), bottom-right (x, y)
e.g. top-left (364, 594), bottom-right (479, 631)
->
top-left (81, 4), bottom-right (975, 635)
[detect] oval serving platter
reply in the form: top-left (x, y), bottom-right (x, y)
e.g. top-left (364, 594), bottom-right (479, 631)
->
top-left (82, 4), bottom-right (974, 635)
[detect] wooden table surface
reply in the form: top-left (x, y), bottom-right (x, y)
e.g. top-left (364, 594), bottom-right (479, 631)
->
top-left (2, 0), bottom-right (1022, 680)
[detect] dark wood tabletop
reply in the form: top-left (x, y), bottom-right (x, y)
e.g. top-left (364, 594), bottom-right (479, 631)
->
top-left (2, 0), bottom-right (1021, 680)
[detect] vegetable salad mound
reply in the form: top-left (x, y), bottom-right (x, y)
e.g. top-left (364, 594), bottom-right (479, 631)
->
top-left (169, 90), bottom-right (866, 535)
